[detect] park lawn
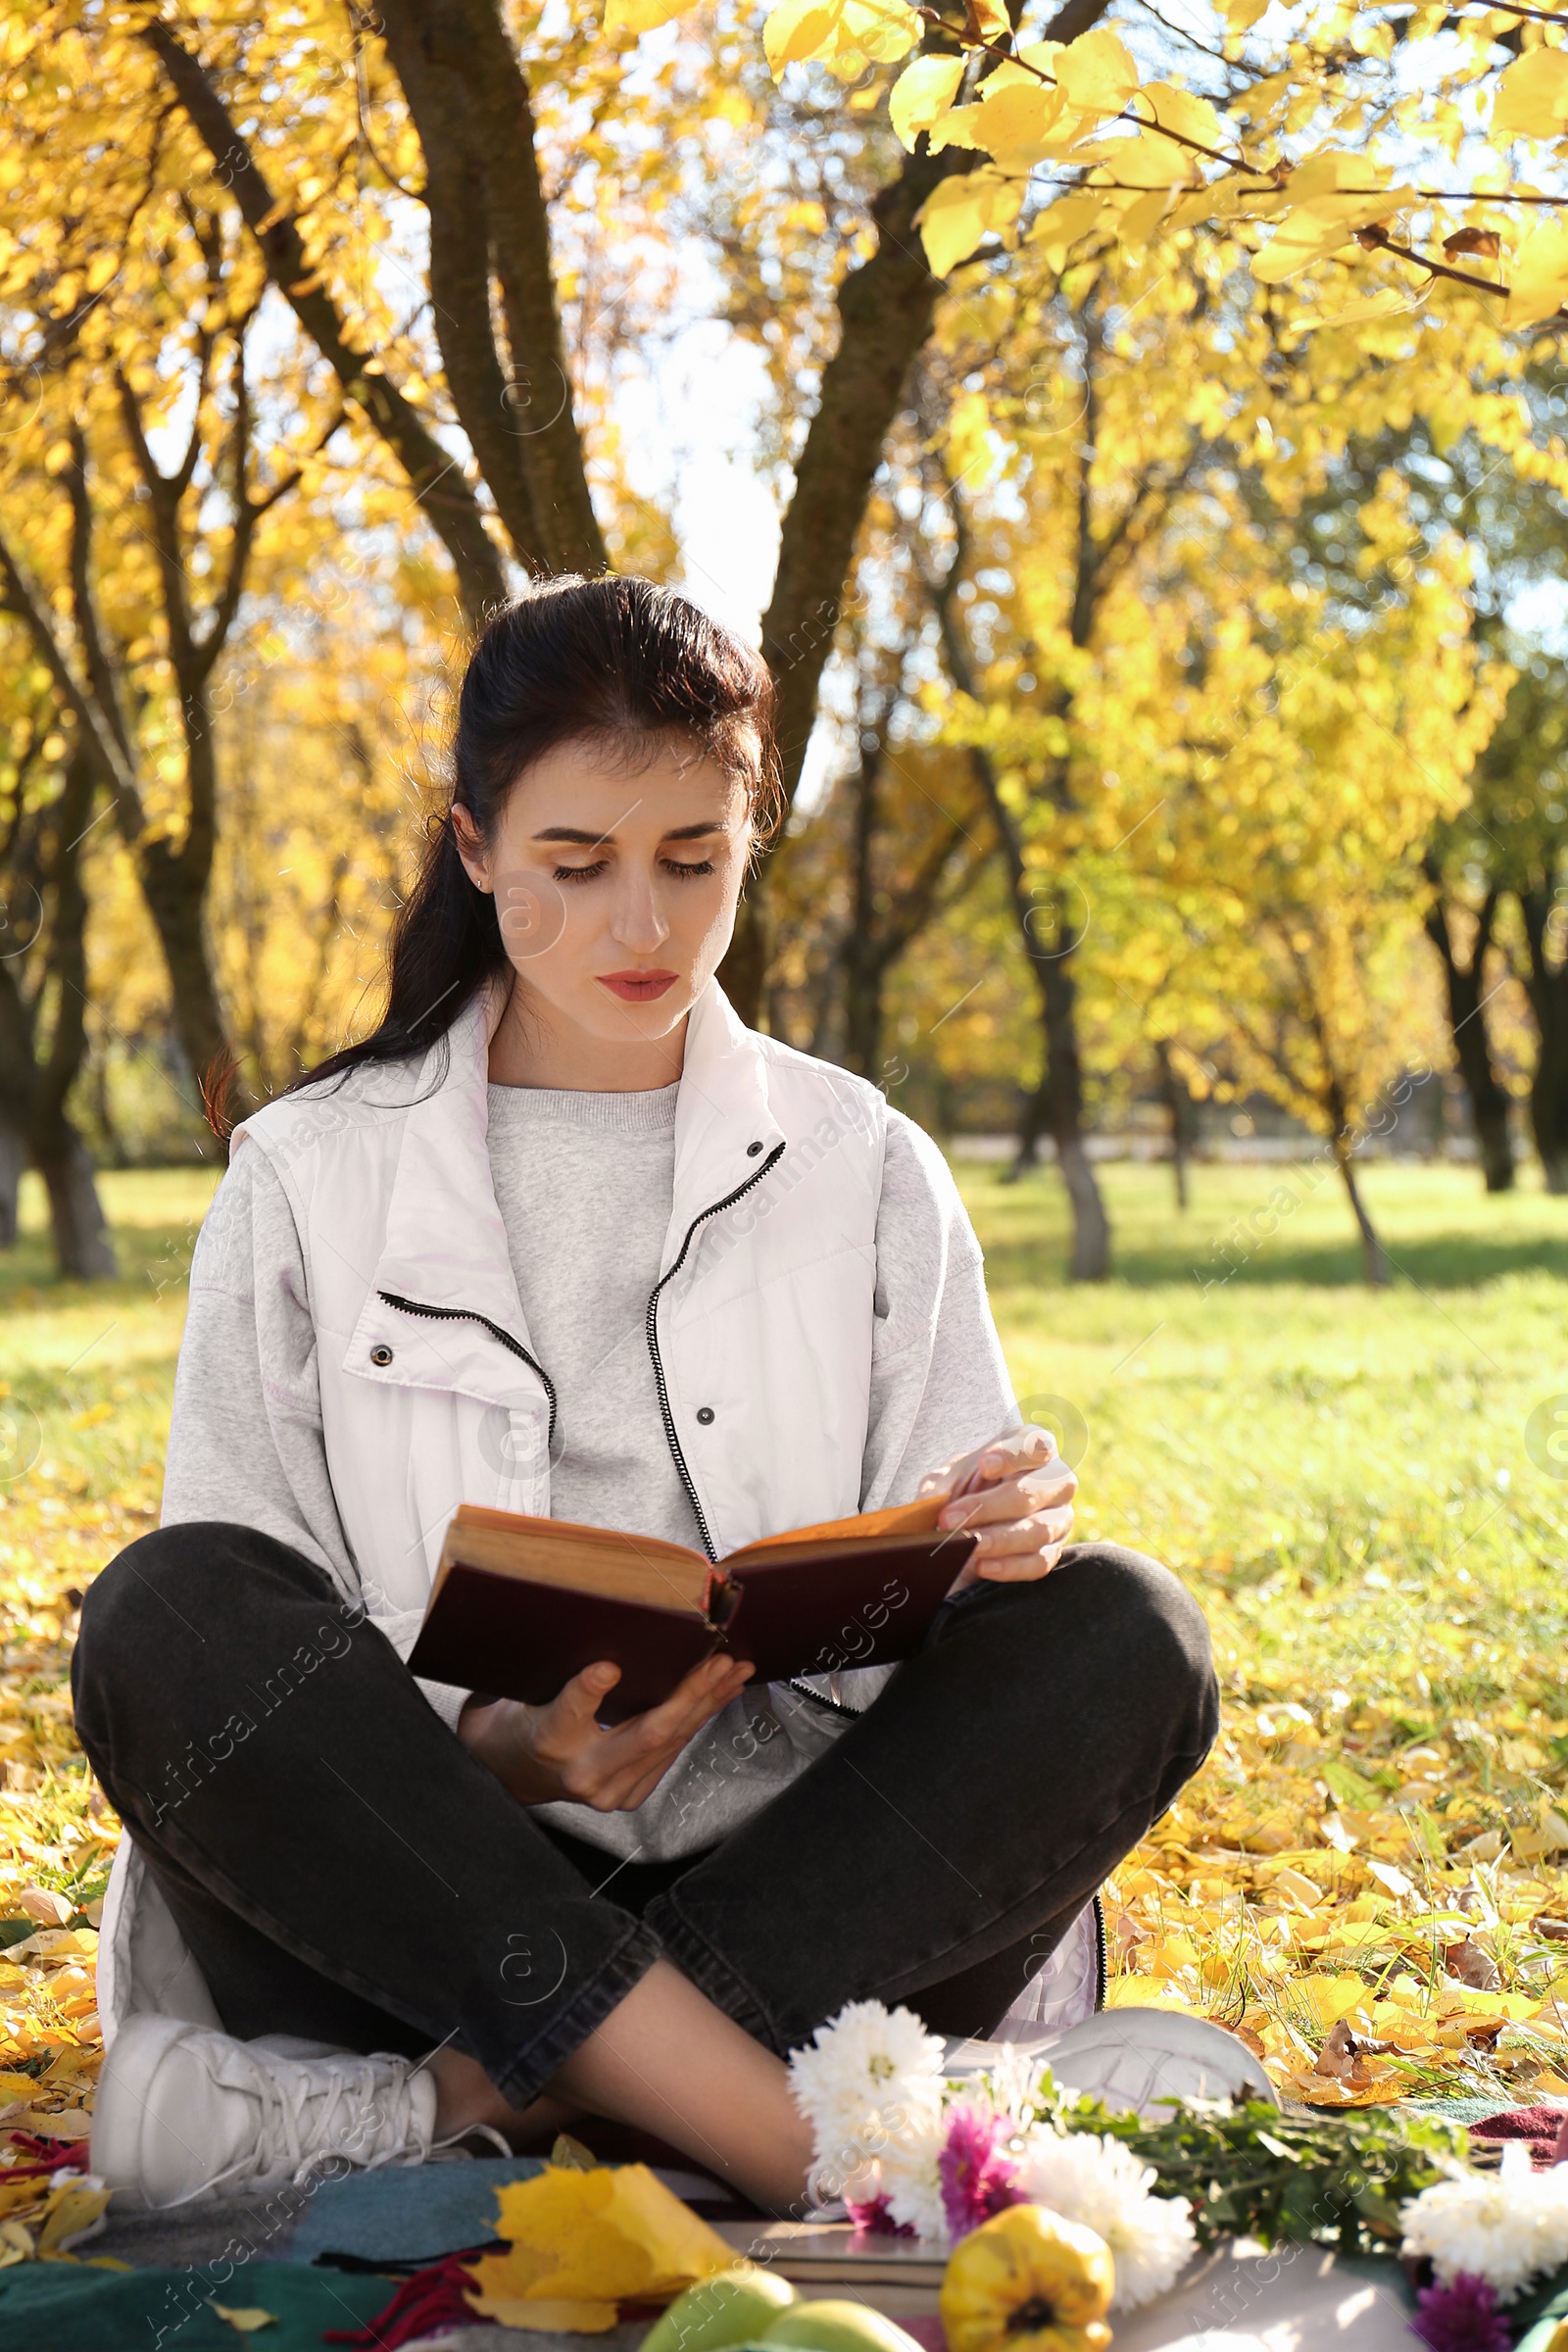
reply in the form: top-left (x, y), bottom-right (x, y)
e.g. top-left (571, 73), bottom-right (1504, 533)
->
top-left (0, 1155), bottom-right (1564, 2124)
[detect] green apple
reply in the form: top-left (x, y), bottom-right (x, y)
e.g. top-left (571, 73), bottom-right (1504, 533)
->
top-left (640, 2266), bottom-right (800, 2352)
top-left (761, 2297), bottom-right (925, 2352)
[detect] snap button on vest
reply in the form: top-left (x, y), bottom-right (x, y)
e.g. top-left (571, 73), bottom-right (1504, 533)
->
top-left (696, 1405), bottom-right (715, 1425)
top-left (369, 1345), bottom-right (394, 1367)
top-left (746, 1140), bottom-right (763, 1155)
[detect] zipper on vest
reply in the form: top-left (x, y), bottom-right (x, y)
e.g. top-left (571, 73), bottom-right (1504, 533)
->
top-left (784, 1676), bottom-right (860, 1717)
top-left (645, 1143), bottom-right (786, 1564)
top-left (377, 1292), bottom-right (559, 1456)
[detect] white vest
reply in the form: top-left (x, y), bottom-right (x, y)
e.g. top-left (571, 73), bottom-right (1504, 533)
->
top-left (98, 982), bottom-right (896, 2041)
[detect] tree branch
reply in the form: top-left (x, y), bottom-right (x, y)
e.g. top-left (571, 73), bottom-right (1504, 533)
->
top-left (115, 373), bottom-right (198, 680)
top-left (760, 0), bottom-right (1116, 807)
top-left (0, 522), bottom-right (142, 828)
top-left (141, 17), bottom-right (508, 627)
top-left (367, 0), bottom-right (552, 571)
top-left (409, 0), bottom-right (605, 576)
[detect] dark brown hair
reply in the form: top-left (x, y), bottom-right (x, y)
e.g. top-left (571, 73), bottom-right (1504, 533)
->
top-left (305, 574), bottom-right (779, 1087)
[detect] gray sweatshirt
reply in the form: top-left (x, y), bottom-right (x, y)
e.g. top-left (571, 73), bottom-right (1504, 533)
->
top-left (163, 1091), bottom-right (1017, 1861)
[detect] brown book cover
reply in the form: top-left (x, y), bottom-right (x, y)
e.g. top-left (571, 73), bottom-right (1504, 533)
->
top-left (407, 1497), bottom-right (977, 1721)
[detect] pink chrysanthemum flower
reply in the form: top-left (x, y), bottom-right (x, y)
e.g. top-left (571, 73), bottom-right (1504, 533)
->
top-left (1410, 2273), bottom-right (1512, 2352)
top-left (937, 2103), bottom-right (1023, 2240)
top-left (844, 2191), bottom-right (915, 2237)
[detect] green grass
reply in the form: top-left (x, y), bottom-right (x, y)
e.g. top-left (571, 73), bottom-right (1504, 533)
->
top-left (3, 1154), bottom-right (1568, 2097)
top-left (1, 1169), bottom-right (219, 1513)
top-left (954, 1153), bottom-right (1568, 1727)
top-left (7, 1152), bottom-right (1566, 1729)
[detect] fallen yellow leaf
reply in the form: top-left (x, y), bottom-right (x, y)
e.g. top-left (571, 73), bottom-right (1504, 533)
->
top-left (465, 2278), bottom-right (620, 2332)
top-left (36, 2181), bottom-right (110, 2257)
top-left (209, 2306), bottom-right (278, 2334)
top-left (486, 2165), bottom-right (736, 2306)
top-left (4, 2108), bottom-right (89, 2138)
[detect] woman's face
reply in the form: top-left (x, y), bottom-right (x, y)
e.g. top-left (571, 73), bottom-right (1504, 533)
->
top-left (454, 733), bottom-right (754, 1054)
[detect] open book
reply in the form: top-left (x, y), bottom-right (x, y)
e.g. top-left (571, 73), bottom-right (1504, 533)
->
top-left (406, 1497), bottom-right (977, 1721)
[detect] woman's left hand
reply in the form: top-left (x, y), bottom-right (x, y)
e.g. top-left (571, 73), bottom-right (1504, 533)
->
top-left (918, 1423), bottom-right (1077, 1592)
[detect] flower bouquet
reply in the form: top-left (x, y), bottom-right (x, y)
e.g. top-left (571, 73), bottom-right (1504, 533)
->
top-left (786, 1999), bottom-right (1568, 2336)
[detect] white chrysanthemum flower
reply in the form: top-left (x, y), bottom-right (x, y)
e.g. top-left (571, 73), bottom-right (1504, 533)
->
top-left (1015, 2128), bottom-right (1198, 2312)
top-left (878, 2108), bottom-right (950, 2241)
top-left (1401, 2142), bottom-right (1568, 2301)
top-left (788, 2000), bottom-right (946, 2196)
top-left (969, 2047), bottom-right (1048, 2128)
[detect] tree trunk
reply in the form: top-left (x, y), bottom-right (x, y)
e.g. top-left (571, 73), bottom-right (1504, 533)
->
top-left (722, 894), bottom-right (772, 1034)
top-left (1518, 883), bottom-right (1568, 1193)
top-left (31, 752), bottom-right (117, 1276)
top-left (930, 571), bottom-right (1109, 1270)
top-left (0, 965), bottom-right (30, 1248)
top-left (33, 1125), bottom-right (115, 1280)
top-left (1056, 1130), bottom-right (1111, 1280)
top-left (1332, 1134), bottom-right (1391, 1287)
top-left (1424, 882), bottom-right (1513, 1193)
top-left (133, 836), bottom-right (248, 1135)
top-left (0, 751), bottom-right (117, 1276)
top-left (1009, 892), bottom-right (1109, 1278)
top-left (842, 743), bottom-right (882, 1078)
top-left (1155, 1039), bottom-right (1195, 1211)
top-left (368, 0), bottom-right (550, 572)
top-left (842, 956), bottom-right (882, 1079)
top-left (0, 1112), bottom-right (23, 1247)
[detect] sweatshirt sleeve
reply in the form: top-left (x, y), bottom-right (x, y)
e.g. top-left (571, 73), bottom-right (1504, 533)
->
top-left (860, 1111), bottom-right (1020, 1510)
top-left (162, 1143), bottom-right (471, 1732)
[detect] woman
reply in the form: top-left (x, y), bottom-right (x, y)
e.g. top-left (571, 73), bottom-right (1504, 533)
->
top-left (74, 577), bottom-right (1217, 2214)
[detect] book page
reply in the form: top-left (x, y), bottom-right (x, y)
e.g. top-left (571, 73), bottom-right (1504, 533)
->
top-left (723, 1494), bottom-right (943, 1563)
top-left (443, 1510), bottom-right (713, 1614)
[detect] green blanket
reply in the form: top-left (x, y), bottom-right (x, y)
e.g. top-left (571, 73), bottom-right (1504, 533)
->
top-left (0, 2257), bottom-right (391, 2351)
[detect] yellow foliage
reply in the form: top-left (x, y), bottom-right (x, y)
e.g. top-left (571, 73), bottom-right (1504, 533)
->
top-left (762, 0), bottom-right (922, 78)
top-left (890, 56), bottom-right (967, 150)
top-left (1493, 44), bottom-right (1568, 141)
top-left (1504, 220), bottom-right (1568, 327)
top-left (1054, 27), bottom-right (1139, 116)
top-left (466, 2165), bottom-right (737, 2326)
top-left (916, 169), bottom-right (1023, 275)
top-left (604, 0), bottom-right (689, 35)
top-left (737, 0), bottom-right (1568, 320)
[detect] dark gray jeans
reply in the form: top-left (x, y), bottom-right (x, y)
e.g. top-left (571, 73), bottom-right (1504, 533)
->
top-left (72, 1524), bottom-right (1217, 2109)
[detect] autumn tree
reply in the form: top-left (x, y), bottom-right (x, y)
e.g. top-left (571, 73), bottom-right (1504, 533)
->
top-left (0, 152), bottom-right (358, 1120)
top-left (1154, 488), bottom-right (1500, 1282)
top-left (915, 220), bottom-right (1504, 1273)
top-left (913, 234), bottom-right (1278, 1277)
top-left (212, 599), bottom-right (435, 1097)
top-left (10, 0), bottom-right (1156, 1021)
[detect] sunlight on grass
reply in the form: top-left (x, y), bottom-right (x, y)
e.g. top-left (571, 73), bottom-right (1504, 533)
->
top-left (956, 1153), bottom-right (1568, 2107)
top-left (0, 1156), bottom-right (1564, 2118)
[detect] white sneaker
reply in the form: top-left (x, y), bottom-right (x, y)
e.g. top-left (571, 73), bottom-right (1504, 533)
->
top-left (91, 2014), bottom-right (440, 2210)
top-left (942, 2006), bottom-right (1276, 2116)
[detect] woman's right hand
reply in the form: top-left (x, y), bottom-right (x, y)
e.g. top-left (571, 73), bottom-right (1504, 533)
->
top-left (458, 1652), bottom-right (754, 1811)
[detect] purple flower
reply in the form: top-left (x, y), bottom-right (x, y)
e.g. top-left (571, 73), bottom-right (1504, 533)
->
top-left (844, 2192), bottom-right (914, 2237)
top-left (938, 2105), bottom-right (1024, 2241)
top-left (1409, 2274), bottom-right (1511, 2352)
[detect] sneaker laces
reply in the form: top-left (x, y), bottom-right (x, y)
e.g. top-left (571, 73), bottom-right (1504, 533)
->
top-left (199, 2048), bottom-right (432, 2200)
top-left (431, 2119), bottom-right (513, 2163)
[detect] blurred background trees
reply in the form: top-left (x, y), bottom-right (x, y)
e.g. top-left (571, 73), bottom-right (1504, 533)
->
top-left (3, 0), bottom-right (1568, 1280)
